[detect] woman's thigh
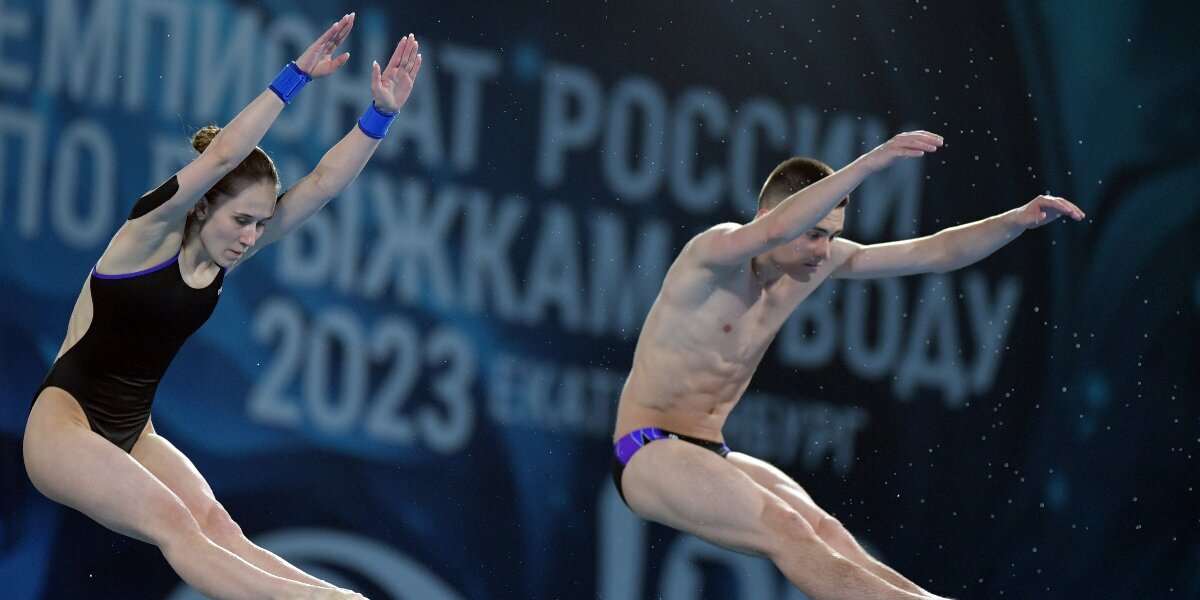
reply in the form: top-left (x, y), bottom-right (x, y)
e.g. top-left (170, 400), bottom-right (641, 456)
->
top-left (131, 424), bottom-right (224, 527)
top-left (24, 388), bottom-right (196, 545)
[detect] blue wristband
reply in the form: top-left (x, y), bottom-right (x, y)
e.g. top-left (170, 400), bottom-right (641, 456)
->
top-left (357, 101), bottom-right (398, 139)
top-left (269, 62), bottom-right (312, 104)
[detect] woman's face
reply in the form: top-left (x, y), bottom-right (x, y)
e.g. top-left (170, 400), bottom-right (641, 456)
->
top-left (197, 180), bottom-right (276, 267)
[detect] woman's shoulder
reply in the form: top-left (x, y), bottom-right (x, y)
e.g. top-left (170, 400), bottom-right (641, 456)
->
top-left (128, 175), bottom-right (180, 221)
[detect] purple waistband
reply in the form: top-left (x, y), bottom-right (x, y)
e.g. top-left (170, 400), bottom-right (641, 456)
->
top-left (614, 427), bottom-right (732, 467)
top-left (614, 428), bottom-right (670, 466)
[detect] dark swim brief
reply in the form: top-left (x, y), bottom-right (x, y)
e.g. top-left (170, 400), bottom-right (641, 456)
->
top-left (610, 427), bottom-right (731, 506)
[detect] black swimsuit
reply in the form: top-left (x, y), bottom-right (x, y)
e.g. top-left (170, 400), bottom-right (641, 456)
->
top-left (32, 177), bottom-right (224, 452)
top-left (611, 427), bottom-right (731, 506)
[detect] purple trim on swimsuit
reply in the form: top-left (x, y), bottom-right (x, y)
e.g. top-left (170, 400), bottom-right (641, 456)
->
top-left (614, 427), bottom-right (671, 466)
top-left (92, 253), bottom-right (179, 280)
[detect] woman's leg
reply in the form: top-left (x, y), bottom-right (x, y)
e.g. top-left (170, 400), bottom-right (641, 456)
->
top-left (23, 389), bottom-right (347, 600)
top-left (130, 422), bottom-right (344, 590)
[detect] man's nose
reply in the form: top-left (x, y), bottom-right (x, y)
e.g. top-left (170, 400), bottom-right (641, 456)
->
top-left (816, 239), bottom-right (831, 259)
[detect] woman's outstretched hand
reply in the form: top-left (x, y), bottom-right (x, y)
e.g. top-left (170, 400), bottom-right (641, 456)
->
top-left (295, 12), bottom-right (356, 78)
top-left (372, 33), bottom-right (423, 113)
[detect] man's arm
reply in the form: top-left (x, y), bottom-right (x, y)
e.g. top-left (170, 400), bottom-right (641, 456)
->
top-left (694, 131), bottom-right (943, 267)
top-left (832, 194), bottom-right (1085, 279)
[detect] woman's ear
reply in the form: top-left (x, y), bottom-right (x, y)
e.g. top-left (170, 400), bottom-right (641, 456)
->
top-left (194, 199), bottom-right (210, 222)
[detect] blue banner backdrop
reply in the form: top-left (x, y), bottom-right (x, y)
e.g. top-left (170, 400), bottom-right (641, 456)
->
top-left (1, 1), bottom-right (1197, 598)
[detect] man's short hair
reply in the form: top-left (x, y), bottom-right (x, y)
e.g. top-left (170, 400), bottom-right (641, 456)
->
top-left (757, 157), bottom-right (848, 211)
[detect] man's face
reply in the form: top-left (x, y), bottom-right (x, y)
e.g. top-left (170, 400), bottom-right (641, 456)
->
top-left (763, 207), bottom-right (844, 280)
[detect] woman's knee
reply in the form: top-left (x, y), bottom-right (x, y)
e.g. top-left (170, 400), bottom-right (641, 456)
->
top-left (104, 494), bottom-right (207, 549)
top-left (196, 500), bottom-right (245, 546)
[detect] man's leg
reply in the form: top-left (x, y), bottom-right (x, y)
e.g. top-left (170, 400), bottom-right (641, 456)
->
top-left (728, 452), bottom-right (946, 599)
top-left (24, 390), bottom-right (347, 600)
top-left (130, 423), bottom-right (345, 591)
top-left (621, 438), bottom-right (929, 599)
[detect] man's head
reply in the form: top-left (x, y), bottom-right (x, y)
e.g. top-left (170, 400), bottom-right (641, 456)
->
top-left (754, 157), bottom-right (847, 280)
top-left (757, 157), bottom-right (846, 213)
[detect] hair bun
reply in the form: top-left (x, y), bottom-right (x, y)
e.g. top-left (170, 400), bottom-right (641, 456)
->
top-left (191, 125), bottom-right (221, 153)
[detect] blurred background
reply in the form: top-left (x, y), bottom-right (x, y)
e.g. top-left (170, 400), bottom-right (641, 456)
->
top-left (1, 1), bottom-right (1197, 598)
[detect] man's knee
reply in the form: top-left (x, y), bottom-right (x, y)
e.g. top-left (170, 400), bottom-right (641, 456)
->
top-left (813, 514), bottom-right (854, 547)
top-left (761, 500), bottom-right (822, 552)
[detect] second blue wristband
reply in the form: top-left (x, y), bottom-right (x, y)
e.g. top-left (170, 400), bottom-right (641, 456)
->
top-left (357, 101), bottom-right (398, 139)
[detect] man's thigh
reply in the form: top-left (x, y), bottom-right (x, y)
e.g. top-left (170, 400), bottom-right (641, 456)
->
top-left (621, 439), bottom-right (792, 557)
top-left (727, 451), bottom-right (829, 527)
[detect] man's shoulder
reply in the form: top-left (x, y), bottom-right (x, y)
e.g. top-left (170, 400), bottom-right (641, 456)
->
top-left (697, 221), bottom-right (743, 238)
top-left (678, 222), bottom-right (745, 258)
top-left (665, 246), bottom-right (751, 292)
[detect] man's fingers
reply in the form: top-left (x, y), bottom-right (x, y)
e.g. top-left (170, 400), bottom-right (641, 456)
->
top-left (899, 130), bottom-right (943, 145)
top-left (890, 132), bottom-right (942, 155)
top-left (1033, 195), bottom-right (1085, 222)
top-left (898, 141), bottom-right (936, 155)
top-left (1056, 199), bottom-right (1085, 220)
top-left (1057, 198), bottom-right (1086, 220)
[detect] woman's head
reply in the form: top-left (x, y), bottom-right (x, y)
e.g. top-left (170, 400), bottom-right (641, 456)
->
top-left (191, 125), bottom-right (280, 198)
top-left (188, 125), bottom-right (281, 267)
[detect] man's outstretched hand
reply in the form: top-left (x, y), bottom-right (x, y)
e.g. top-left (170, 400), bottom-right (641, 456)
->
top-left (1013, 195), bottom-right (1086, 229)
top-left (861, 130), bottom-right (944, 173)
